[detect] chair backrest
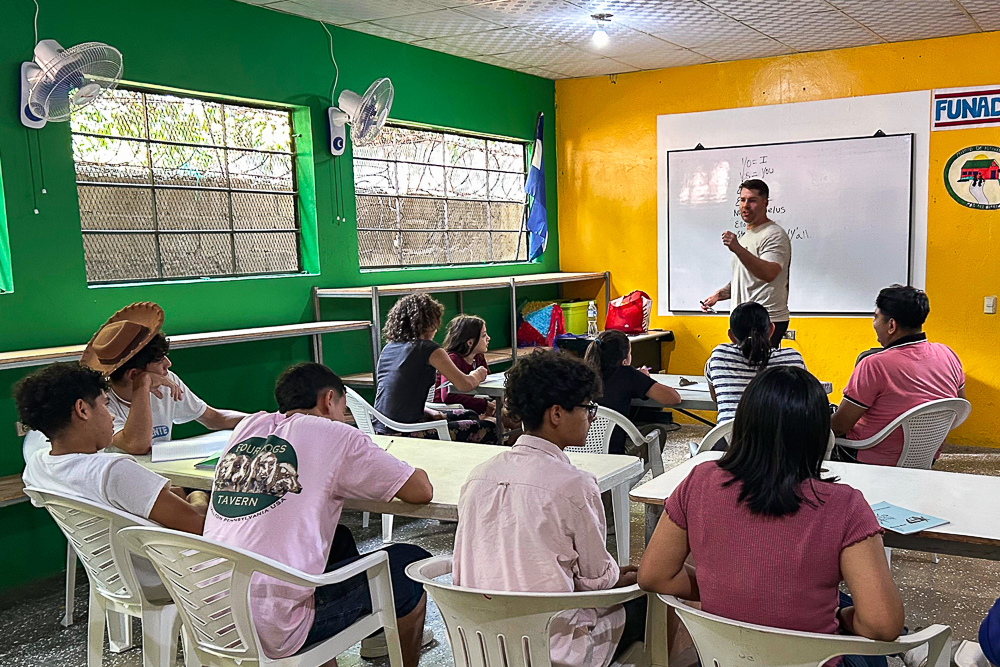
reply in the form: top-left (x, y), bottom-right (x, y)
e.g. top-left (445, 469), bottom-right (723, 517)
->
top-left (406, 556), bottom-right (646, 667)
top-left (346, 386), bottom-right (378, 436)
top-left (117, 526), bottom-right (295, 664)
top-left (693, 420), bottom-right (733, 457)
top-left (566, 406), bottom-right (641, 456)
top-left (23, 487), bottom-right (155, 612)
top-left (897, 398), bottom-right (972, 469)
top-left (658, 594), bottom-right (952, 667)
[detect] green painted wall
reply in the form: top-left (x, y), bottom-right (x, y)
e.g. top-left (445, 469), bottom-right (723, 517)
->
top-left (0, 0), bottom-right (559, 590)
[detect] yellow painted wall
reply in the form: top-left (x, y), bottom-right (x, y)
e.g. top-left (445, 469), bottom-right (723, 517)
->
top-left (556, 32), bottom-right (1000, 446)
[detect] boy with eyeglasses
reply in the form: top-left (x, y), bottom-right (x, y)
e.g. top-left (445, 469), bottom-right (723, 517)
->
top-left (453, 349), bottom-right (645, 667)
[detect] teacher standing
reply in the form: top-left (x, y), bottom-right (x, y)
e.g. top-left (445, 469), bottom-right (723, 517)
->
top-left (701, 179), bottom-right (791, 348)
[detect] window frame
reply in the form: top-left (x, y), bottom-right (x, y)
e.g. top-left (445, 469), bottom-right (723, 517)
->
top-left (71, 82), bottom-right (317, 286)
top-left (353, 121), bottom-right (531, 270)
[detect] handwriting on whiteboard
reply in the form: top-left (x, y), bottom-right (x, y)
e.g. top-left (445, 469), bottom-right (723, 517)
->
top-left (730, 153), bottom-right (810, 241)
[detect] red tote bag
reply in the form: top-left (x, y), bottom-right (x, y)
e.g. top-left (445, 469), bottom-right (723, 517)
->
top-left (605, 290), bottom-right (652, 333)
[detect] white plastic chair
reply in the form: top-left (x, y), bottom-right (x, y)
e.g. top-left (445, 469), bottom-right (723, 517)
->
top-left (406, 555), bottom-right (651, 667)
top-left (426, 381), bottom-right (465, 412)
top-left (118, 526), bottom-right (403, 667)
top-left (567, 406), bottom-right (664, 478)
top-left (24, 488), bottom-right (185, 667)
top-left (834, 398), bottom-right (971, 469)
top-left (659, 594), bottom-right (952, 667)
top-left (345, 386), bottom-right (451, 543)
top-left (691, 420), bottom-right (733, 457)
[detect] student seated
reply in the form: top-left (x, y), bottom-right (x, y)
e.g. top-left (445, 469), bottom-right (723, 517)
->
top-left (434, 315), bottom-right (496, 419)
top-left (638, 366), bottom-right (904, 667)
top-left (203, 363), bottom-right (434, 666)
top-left (704, 302), bottom-right (806, 426)
top-left (17, 363), bottom-right (206, 534)
top-left (584, 329), bottom-right (680, 454)
top-left (78, 302), bottom-right (248, 455)
top-left (375, 293), bottom-right (495, 443)
top-left (453, 350), bottom-right (645, 667)
top-left (831, 285), bottom-right (965, 465)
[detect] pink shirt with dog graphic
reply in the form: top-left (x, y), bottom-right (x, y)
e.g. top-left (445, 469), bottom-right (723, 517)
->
top-left (202, 411), bottom-right (415, 659)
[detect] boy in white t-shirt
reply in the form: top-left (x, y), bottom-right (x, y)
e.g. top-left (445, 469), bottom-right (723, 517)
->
top-left (17, 362), bottom-right (205, 533)
top-left (79, 302), bottom-right (248, 455)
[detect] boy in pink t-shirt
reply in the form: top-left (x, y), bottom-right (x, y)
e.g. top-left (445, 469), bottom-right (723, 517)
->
top-left (832, 285), bottom-right (965, 465)
top-left (202, 363), bottom-right (434, 666)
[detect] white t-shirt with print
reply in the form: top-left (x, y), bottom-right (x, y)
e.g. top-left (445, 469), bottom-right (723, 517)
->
top-left (107, 370), bottom-right (208, 445)
top-left (23, 449), bottom-right (169, 519)
top-left (731, 220), bottom-right (792, 322)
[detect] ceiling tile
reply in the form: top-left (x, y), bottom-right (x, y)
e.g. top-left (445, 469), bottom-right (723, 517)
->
top-left (567, 0), bottom-right (729, 32)
top-left (972, 10), bottom-right (1000, 30)
top-left (288, 0), bottom-right (450, 22)
top-left (690, 35), bottom-right (794, 61)
top-left (959, 0), bottom-right (1000, 12)
top-left (650, 16), bottom-right (774, 49)
top-left (432, 27), bottom-right (557, 55)
top-left (345, 21), bottom-right (426, 43)
top-left (411, 39), bottom-right (483, 57)
top-left (518, 17), bottom-right (607, 43)
top-left (373, 8), bottom-right (503, 38)
top-left (575, 28), bottom-right (686, 57)
top-left (744, 10), bottom-right (882, 51)
top-left (449, 0), bottom-right (585, 26)
top-left (471, 54), bottom-right (526, 68)
top-left (259, 1), bottom-right (358, 24)
top-left (514, 66), bottom-right (562, 79)
top-left (830, 0), bottom-right (979, 40)
top-left (703, 0), bottom-right (838, 20)
top-left (497, 43), bottom-right (598, 66)
top-left (550, 57), bottom-right (639, 78)
top-left (615, 49), bottom-right (713, 69)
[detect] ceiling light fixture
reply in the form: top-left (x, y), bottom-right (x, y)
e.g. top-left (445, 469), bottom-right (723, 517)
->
top-left (591, 13), bottom-right (612, 48)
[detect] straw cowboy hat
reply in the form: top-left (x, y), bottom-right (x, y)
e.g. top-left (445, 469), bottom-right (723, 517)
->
top-left (80, 302), bottom-right (165, 375)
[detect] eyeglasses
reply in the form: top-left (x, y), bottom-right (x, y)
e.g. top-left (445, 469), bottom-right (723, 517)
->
top-left (575, 402), bottom-right (599, 420)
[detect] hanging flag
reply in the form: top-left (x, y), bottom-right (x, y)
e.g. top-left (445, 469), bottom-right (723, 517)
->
top-left (524, 113), bottom-right (547, 261)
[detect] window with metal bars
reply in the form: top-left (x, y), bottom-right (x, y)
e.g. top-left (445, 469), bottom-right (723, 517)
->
top-left (353, 124), bottom-right (529, 268)
top-left (70, 87), bottom-right (302, 284)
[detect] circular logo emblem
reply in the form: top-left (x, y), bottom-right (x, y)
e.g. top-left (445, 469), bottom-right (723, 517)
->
top-left (944, 145), bottom-right (1000, 210)
top-left (211, 435), bottom-right (302, 519)
top-left (332, 136), bottom-right (345, 151)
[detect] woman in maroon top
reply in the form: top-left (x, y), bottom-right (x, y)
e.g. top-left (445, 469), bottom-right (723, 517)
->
top-left (638, 366), bottom-right (904, 667)
top-left (435, 315), bottom-right (497, 420)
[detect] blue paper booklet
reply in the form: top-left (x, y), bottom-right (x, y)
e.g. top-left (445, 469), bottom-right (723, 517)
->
top-left (870, 502), bottom-right (949, 534)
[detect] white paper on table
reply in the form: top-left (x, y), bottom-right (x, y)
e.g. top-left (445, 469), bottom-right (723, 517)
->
top-left (150, 430), bottom-right (234, 463)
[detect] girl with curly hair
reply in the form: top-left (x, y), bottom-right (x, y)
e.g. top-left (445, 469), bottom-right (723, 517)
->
top-left (374, 293), bottom-right (497, 444)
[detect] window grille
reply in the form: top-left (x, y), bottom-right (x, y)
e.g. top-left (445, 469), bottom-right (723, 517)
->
top-left (353, 124), bottom-right (529, 268)
top-left (70, 88), bottom-right (301, 284)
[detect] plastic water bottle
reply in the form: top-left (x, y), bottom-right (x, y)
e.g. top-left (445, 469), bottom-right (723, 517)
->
top-left (587, 300), bottom-right (599, 336)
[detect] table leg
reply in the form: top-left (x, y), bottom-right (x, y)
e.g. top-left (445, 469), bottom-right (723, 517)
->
top-left (645, 503), bottom-right (664, 545)
top-left (61, 542), bottom-right (76, 627)
top-left (611, 482), bottom-right (630, 566)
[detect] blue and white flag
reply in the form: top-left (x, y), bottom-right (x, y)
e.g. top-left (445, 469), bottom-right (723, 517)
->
top-left (524, 113), bottom-right (547, 261)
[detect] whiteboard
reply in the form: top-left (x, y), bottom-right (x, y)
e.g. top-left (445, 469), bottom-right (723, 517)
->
top-left (666, 134), bottom-right (913, 314)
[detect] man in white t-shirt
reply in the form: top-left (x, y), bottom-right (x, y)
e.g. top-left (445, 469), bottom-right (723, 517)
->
top-left (79, 302), bottom-right (248, 455)
top-left (701, 179), bottom-right (792, 348)
top-left (17, 362), bottom-right (205, 533)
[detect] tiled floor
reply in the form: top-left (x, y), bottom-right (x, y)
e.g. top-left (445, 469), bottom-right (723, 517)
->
top-left (2, 425), bottom-right (999, 666)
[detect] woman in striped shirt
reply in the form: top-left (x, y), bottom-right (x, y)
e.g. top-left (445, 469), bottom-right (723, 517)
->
top-left (704, 302), bottom-right (806, 424)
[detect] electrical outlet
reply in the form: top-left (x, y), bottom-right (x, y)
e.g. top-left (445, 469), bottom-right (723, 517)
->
top-left (782, 329), bottom-right (796, 340)
top-left (985, 296), bottom-right (997, 315)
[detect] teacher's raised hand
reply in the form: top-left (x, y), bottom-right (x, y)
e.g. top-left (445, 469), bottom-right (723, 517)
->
top-left (721, 230), bottom-right (741, 253)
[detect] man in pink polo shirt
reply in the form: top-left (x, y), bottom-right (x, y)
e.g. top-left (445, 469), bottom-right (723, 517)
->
top-left (203, 363), bottom-right (434, 666)
top-left (831, 285), bottom-right (965, 466)
top-left (453, 350), bottom-right (645, 667)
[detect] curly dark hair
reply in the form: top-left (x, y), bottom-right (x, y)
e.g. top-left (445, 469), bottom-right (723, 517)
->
top-left (504, 349), bottom-right (602, 431)
top-left (382, 293), bottom-right (445, 342)
top-left (275, 362), bottom-right (345, 412)
top-left (109, 333), bottom-right (170, 382)
top-left (14, 363), bottom-right (109, 439)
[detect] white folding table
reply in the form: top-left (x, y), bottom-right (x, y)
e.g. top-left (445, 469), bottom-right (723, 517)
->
top-left (143, 432), bottom-right (645, 565)
top-left (630, 451), bottom-right (1000, 560)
